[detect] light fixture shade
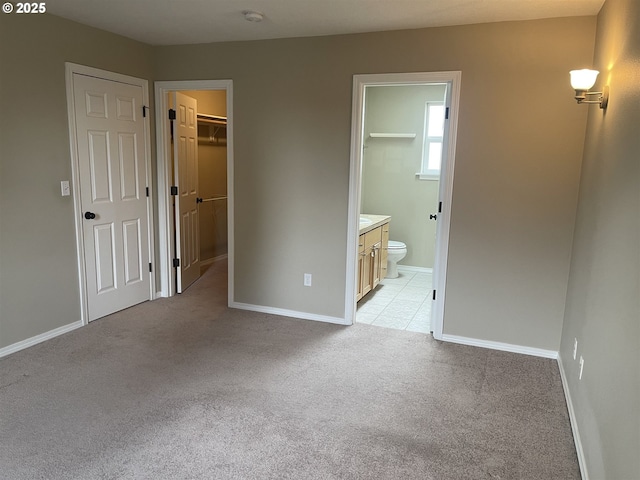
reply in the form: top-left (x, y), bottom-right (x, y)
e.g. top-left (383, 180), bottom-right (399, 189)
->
top-left (570, 69), bottom-right (599, 90)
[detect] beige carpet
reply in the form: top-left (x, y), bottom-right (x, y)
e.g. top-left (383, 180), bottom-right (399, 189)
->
top-left (0, 260), bottom-right (579, 479)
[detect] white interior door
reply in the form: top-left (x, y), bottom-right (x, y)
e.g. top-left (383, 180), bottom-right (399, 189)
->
top-left (73, 73), bottom-right (151, 321)
top-left (430, 77), bottom-right (459, 339)
top-left (172, 92), bottom-right (200, 292)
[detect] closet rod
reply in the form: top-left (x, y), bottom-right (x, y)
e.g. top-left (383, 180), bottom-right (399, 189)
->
top-left (201, 196), bottom-right (227, 203)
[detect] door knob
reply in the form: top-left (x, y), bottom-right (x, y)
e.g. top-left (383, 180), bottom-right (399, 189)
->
top-left (84, 211), bottom-right (96, 220)
top-left (429, 214), bottom-right (437, 220)
top-left (196, 197), bottom-right (203, 204)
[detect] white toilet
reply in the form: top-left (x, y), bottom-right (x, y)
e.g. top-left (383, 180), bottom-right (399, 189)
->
top-left (386, 240), bottom-right (407, 279)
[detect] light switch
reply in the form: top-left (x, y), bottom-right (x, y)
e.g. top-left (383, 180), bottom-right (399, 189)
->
top-left (61, 180), bottom-right (70, 196)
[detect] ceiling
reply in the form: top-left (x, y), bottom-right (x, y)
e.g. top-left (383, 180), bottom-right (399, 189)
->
top-left (46, 0), bottom-right (604, 46)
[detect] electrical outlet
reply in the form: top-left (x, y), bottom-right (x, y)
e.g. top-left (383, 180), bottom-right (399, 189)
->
top-left (579, 356), bottom-right (585, 380)
top-left (303, 273), bottom-right (312, 287)
top-left (573, 338), bottom-right (578, 360)
top-left (60, 180), bottom-right (70, 196)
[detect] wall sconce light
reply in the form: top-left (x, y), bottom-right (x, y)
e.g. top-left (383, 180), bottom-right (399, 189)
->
top-left (570, 69), bottom-right (609, 109)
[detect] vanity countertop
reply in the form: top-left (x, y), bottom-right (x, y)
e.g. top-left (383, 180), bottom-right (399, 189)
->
top-left (359, 214), bottom-right (391, 235)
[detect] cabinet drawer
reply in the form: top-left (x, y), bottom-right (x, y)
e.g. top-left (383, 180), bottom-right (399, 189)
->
top-left (364, 227), bottom-right (382, 249)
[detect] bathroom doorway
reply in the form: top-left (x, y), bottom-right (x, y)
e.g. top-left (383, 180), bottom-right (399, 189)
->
top-left (155, 80), bottom-right (234, 304)
top-left (347, 72), bottom-right (461, 340)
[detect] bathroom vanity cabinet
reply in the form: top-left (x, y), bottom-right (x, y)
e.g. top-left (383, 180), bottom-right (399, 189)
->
top-left (357, 216), bottom-right (390, 301)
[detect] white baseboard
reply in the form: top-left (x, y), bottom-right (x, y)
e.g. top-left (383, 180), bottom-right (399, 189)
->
top-left (230, 302), bottom-right (348, 326)
top-left (0, 320), bottom-right (83, 359)
top-left (440, 333), bottom-right (558, 359)
top-left (557, 354), bottom-right (588, 480)
top-left (397, 265), bottom-right (433, 274)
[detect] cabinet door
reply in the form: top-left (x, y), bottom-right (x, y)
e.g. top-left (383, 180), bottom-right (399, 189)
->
top-left (362, 244), bottom-right (373, 297)
top-left (357, 225), bottom-right (388, 301)
top-left (380, 223), bottom-right (389, 280)
top-left (357, 235), bottom-right (365, 301)
top-left (364, 227), bottom-right (381, 293)
top-left (372, 241), bottom-right (382, 288)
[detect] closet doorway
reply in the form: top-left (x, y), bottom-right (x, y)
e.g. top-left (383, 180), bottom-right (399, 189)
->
top-left (155, 80), bottom-right (234, 302)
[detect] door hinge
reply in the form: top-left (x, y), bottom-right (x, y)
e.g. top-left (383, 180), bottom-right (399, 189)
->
top-left (146, 186), bottom-right (149, 197)
top-left (438, 201), bottom-right (442, 213)
top-left (142, 105), bottom-right (148, 118)
top-left (149, 262), bottom-right (152, 272)
top-left (445, 107), bottom-right (450, 119)
top-left (432, 290), bottom-right (436, 301)
top-left (170, 186), bottom-right (178, 196)
top-left (168, 108), bottom-right (176, 120)
top-left (173, 258), bottom-right (180, 268)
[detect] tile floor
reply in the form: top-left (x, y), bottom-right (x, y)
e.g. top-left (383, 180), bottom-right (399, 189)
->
top-left (356, 266), bottom-right (433, 334)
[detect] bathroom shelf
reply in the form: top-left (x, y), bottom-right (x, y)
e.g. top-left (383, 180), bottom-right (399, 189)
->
top-left (368, 133), bottom-right (416, 139)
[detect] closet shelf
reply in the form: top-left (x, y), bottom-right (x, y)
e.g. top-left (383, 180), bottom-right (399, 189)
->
top-left (197, 113), bottom-right (227, 126)
top-left (198, 113), bottom-right (227, 145)
top-left (369, 133), bottom-right (416, 138)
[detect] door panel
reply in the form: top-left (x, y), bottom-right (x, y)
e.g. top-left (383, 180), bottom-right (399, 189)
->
top-left (122, 219), bottom-right (143, 285)
top-left (94, 223), bottom-right (116, 294)
top-left (116, 95), bottom-right (136, 121)
top-left (118, 133), bottom-right (139, 200)
top-left (88, 131), bottom-right (112, 203)
top-left (173, 91), bottom-right (200, 292)
top-left (86, 91), bottom-right (107, 118)
top-left (73, 73), bottom-right (150, 321)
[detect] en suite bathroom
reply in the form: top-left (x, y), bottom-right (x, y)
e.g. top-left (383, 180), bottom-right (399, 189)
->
top-left (356, 83), bottom-right (447, 334)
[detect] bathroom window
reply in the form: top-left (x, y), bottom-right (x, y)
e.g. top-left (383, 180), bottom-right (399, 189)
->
top-left (418, 102), bottom-right (446, 180)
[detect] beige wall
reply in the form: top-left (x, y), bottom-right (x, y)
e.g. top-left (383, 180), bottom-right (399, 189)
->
top-left (155, 16), bottom-right (595, 347)
top-left (1, 13), bottom-right (596, 353)
top-left (0, 13), bottom-right (153, 349)
top-left (560, 0), bottom-right (640, 477)
top-left (362, 84), bottom-right (446, 268)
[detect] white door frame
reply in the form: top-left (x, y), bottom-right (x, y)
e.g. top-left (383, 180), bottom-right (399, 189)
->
top-left (347, 71), bottom-right (461, 340)
top-left (65, 62), bottom-right (155, 325)
top-left (154, 80), bottom-right (234, 303)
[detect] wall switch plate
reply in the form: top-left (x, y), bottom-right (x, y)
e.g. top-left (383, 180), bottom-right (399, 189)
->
top-left (579, 356), bottom-right (584, 380)
top-left (60, 180), bottom-right (70, 196)
top-left (303, 273), bottom-right (312, 287)
top-left (573, 338), bottom-right (578, 360)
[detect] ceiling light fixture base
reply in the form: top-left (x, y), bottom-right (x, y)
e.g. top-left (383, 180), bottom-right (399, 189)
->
top-left (243, 11), bottom-right (264, 22)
